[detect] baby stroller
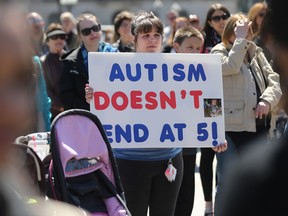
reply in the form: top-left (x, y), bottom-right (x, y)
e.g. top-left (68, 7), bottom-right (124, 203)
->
top-left (9, 141), bottom-right (46, 196)
top-left (46, 109), bottom-right (131, 216)
top-left (15, 132), bottom-right (51, 195)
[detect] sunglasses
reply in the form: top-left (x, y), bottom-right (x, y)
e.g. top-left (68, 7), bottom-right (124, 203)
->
top-left (49, 35), bottom-right (66, 40)
top-left (211, 14), bottom-right (229, 22)
top-left (80, 24), bottom-right (101, 36)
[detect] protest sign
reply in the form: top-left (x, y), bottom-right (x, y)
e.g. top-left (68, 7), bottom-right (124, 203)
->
top-left (88, 53), bottom-right (225, 148)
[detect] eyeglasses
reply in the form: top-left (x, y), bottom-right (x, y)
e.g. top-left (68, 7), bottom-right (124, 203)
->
top-left (80, 24), bottom-right (101, 36)
top-left (49, 35), bottom-right (66, 40)
top-left (211, 14), bottom-right (229, 22)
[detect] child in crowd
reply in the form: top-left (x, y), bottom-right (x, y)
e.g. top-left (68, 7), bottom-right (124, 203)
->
top-left (173, 25), bottom-right (204, 54)
top-left (172, 26), bottom-right (217, 216)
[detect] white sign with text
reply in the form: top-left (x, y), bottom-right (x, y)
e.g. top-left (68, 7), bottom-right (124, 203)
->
top-left (88, 53), bottom-right (225, 148)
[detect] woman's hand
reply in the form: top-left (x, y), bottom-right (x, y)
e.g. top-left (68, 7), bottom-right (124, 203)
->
top-left (212, 140), bottom-right (228, 153)
top-left (255, 100), bottom-right (270, 119)
top-left (85, 84), bottom-right (94, 104)
top-left (234, 19), bottom-right (252, 40)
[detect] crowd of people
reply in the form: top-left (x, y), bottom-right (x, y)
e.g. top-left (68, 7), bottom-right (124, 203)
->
top-left (0, 1), bottom-right (287, 215)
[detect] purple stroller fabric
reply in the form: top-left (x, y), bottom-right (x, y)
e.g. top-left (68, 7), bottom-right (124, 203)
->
top-left (49, 109), bottom-right (131, 216)
top-left (54, 115), bottom-right (115, 184)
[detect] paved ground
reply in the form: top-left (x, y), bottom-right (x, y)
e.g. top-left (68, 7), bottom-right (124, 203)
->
top-left (192, 151), bottom-right (217, 216)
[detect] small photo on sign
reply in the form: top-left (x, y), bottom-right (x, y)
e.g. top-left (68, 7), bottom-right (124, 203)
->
top-left (204, 98), bottom-right (222, 117)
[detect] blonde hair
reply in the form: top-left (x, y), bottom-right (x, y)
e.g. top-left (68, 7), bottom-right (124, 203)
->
top-left (173, 26), bottom-right (204, 45)
top-left (247, 2), bottom-right (268, 38)
top-left (222, 12), bottom-right (247, 47)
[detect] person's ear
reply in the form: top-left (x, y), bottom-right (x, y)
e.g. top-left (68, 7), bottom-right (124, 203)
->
top-left (173, 42), bottom-right (180, 53)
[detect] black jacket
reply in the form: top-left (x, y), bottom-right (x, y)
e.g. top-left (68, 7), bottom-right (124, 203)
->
top-left (60, 46), bottom-right (90, 111)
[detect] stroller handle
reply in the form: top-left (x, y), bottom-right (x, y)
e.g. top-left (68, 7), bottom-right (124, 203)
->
top-left (15, 132), bottom-right (51, 144)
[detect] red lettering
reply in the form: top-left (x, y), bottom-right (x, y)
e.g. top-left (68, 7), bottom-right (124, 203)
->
top-left (160, 91), bottom-right (176, 109)
top-left (189, 90), bottom-right (202, 109)
top-left (145, 92), bottom-right (158, 110)
top-left (95, 90), bottom-right (197, 111)
top-left (111, 91), bottom-right (128, 111)
top-left (130, 91), bottom-right (143, 109)
top-left (94, 91), bottom-right (110, 110)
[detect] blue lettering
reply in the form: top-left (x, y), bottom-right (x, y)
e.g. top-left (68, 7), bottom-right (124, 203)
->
top-left (160, 124), bottom-right (175, 142)
top-left (126, 63), bottom-right (141, 81)
top-left (109, 63), bottom-right (125, 81)
top-left (173, 63), bottom-right (185, 81)
top-left (197, 122), bottom-right (209, 141)
top-left (115, 124), bottom-right (132, 143)
top-left (188, 64), bottom-right (207, 81)
top-left (144, 64), bottom-right (157, 81)
top-left (133, 124), bottom-right (149, 142)
top-left (103, 124), bottom-right (113, 143)
top-left (162, 64), bottom-right (168, 82)
top-left (174, 123), bottom-right (186, 141)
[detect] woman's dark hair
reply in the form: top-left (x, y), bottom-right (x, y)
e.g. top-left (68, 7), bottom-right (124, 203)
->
top-left (131, 11), bottom-right (163, 43)
top-left (201, 3), bottom-right (230, 44)
top-left (113, 10), bottom-right (133, 43)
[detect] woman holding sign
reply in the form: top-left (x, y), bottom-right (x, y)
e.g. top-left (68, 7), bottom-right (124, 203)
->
top-left (86, 11), bottom-right (227, 216)
top-left (210, 13), bottom-right (282, 215)
top-left (199, 4), bottom-right (231, 215)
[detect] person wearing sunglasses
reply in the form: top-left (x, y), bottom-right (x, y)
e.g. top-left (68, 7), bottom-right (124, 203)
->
top-left (201, 3), bottom-right (230, 54)
top-left (40, 23), bottom-right (67, 121)
top-left (197, 3), bottom-right (231, 216)
top-left (60, 13), bottom-right (118, 111)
